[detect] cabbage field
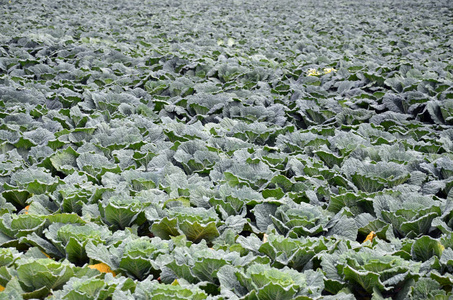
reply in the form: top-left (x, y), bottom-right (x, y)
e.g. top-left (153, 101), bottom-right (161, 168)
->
top-left (0, 0), bottom-right (453, 298)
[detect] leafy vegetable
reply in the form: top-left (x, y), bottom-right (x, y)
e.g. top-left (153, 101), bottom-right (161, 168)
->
top-left (0, 0), bottom-right (452, 298)
top-left (85, 235), bottom-right (169, 280)
top-left (218, 263), bottom-right (324, 299)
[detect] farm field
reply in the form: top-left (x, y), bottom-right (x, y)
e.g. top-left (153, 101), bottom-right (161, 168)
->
top-left (0, 0), bottom-right (453, 298)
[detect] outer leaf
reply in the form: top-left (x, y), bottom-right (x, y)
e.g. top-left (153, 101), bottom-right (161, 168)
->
top-left (342, 266), bottom-right (384, 293)
top-left (253, 203), bottom-right (278, 232)
top-left (65, 237), bottom-right (87, 265)
top-left (256, 282), bottom-right (297, 300)
top-left (2, 190), bottom-right (31, 210)
top-left (102, 203), bottom-right (141, 230)
top-left (411, 236), bottom-right (444, 262)
top-left (151, 217), bottom-right (181, 240)
top-left (191, 258), bottom-right (227, 283)
top-left (0, 277), bottom-right (24, 300)
top-left (16, 259), bottom-right (75, 292)
top-left (351, 174), bottom-right (385, 193)
top-left (178, 221), bottom-right (219, 243)
top-left (85, 241), bottom-right (117, 270)
top-left (19, 233), bottom-right (64, 258)
top-left (118, 256), bottom-right (151, 280)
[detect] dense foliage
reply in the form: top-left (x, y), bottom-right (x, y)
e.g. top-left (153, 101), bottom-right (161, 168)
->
top-left (0, 0), bottom-right (453, 298)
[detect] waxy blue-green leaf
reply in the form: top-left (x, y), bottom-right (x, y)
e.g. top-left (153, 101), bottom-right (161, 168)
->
top-left (1, 0), bottom-right (453, 298)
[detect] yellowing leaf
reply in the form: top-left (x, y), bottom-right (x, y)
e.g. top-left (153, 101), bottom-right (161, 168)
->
top-left (323, 67), bottom-right (336, 74)
top-left (363, 231), bottom-right (376, 243)
top-left (0, 285), bottom-right (4, 292)
top-left (41, 251), bottom-right (51, 258)
top-left (307, 68), bottom-right (320, 76)
top-left (171, 279), bottom-right (179, 286)
top-left (88, 263), bottom-right (116, 276)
